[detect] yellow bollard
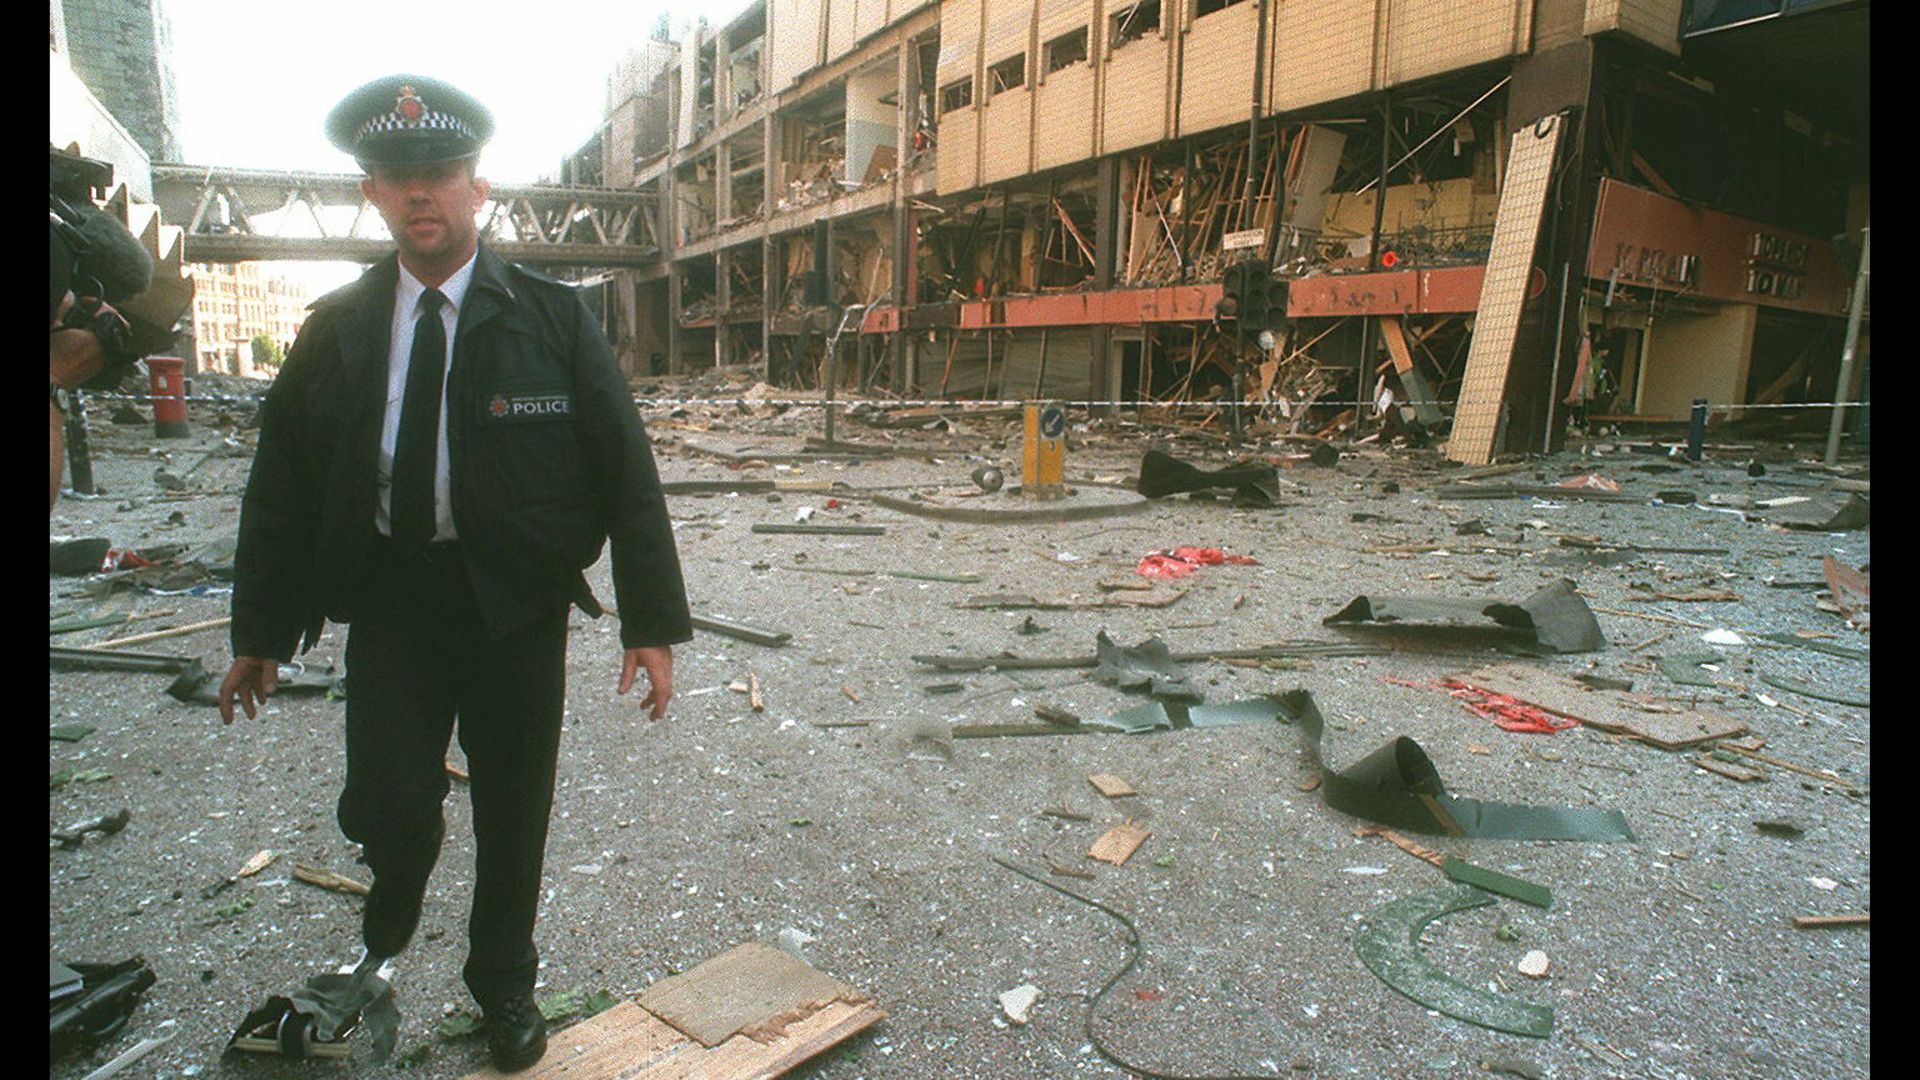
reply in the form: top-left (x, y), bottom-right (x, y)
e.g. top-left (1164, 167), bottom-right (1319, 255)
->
top-left (1022, 401), bottom-right (1066, 499)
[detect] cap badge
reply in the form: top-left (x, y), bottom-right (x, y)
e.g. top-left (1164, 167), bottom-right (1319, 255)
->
top-left (396, 85), bottom-right (426, 124)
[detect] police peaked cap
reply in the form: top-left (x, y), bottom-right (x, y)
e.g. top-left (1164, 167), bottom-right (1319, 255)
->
top-left (326, 74), bottom-right (493, 166)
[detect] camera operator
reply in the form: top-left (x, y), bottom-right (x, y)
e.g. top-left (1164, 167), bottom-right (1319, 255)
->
top-left (50, 147), bottom-right (154, 511)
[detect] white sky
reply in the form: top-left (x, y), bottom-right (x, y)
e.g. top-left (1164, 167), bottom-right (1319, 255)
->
top-left (164, 0), bottom-right (751, 289)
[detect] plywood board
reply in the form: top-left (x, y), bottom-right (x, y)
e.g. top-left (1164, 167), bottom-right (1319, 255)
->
top-left (635, 942), bottom-right (871, 1049)
top-left (1089, 821), bottom-right (1151, 865)
top-left (1447, 114), bottom-right (1561, 465)
top-left (1379, 316), bottom-right (1414, 374)
top-left (461, 998), bottom-right (885, 1080)
top-left (1462, 663), bottom-right (1746, 750)
top-left (1088, 773), bottom-right (1136, 797)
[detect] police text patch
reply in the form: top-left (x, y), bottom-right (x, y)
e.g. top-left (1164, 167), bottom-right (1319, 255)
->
top-left (486, 393), bottom-right (571, 422)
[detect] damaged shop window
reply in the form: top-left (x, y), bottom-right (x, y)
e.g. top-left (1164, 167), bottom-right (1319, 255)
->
top-left (988, 53), bottom-right (1026, 98)
top-left (939, 77), bottom-right (973, 115)
top-left (1109, 1), bottom-right (1162, 51)
top-left (1043, 28), bottom-right (1087, 76)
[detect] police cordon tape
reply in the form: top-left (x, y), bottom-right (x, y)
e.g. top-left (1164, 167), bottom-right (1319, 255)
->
top-left (79, 389), bottom-right (1872, 414)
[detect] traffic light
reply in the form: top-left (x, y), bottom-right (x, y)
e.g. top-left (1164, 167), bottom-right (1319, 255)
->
top-left (1217, 261), bottom-right (1249, 323)
top-left (1217, 260), bottom-right (1285, 350)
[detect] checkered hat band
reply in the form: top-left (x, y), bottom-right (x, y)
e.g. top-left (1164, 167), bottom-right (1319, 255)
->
top-left (355, 109), bottom-right (477, 143)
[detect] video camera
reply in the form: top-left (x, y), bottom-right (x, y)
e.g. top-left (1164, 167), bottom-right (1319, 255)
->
top-left (50, 147), bottom-right (156, 388)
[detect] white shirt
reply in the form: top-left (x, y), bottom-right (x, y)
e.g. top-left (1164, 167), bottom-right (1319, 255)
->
top-left (377, 253), bottom-right (476, 540)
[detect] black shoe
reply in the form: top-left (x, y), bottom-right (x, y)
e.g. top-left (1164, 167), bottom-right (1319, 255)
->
top-left (484, 994), bottom-right (547, 1073)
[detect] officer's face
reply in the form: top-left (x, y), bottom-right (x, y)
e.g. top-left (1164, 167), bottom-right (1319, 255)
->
top-left (362, 160), bottom-right (489, 274)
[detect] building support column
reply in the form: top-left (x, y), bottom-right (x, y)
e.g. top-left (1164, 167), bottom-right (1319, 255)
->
top-left (891, 39), bottom-right (916, 394)
top-left (1497, 0), bottom-right (1603, 454)
top-left (1089, 155), bottom-right (1121, 412)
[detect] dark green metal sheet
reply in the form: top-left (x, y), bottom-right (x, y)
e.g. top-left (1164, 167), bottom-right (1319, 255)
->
top-left (1354, 884), bottom-right (1554, 1038)
top-left (1277, 688), bottom-right (1635, 842)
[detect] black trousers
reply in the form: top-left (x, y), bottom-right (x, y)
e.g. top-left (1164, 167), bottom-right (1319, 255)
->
top-left (338, 541), bottom-right (568, 1006)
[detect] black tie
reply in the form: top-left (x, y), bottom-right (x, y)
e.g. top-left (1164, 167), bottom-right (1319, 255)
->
top-left (391, 287), bottom-right (447, 547)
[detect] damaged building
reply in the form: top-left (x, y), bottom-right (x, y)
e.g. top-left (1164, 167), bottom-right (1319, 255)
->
top-left (571, 0), bottom-right (1868, 462)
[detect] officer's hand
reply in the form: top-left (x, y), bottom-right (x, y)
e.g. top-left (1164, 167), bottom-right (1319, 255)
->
top-left (618, 646), bottom-right (673, 720)
top-left (219, 656), bottom-right (280, 724)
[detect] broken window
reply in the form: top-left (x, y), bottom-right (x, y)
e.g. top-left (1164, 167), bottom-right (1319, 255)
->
top-left (989, 53), bottom-right (1026, 96)
top-left (1194, 0), bottom-right (1248, 18)
top-left (1044, 28), bottom-right (1088, 74)
top-left (1110, 1), bottom-right (1162, 51)
top-left (940, 77), bottom-right (973, 114)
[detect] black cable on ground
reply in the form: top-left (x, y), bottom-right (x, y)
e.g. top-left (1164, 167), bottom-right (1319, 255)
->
top-left (990, 855), bottom-right (1280, 1080)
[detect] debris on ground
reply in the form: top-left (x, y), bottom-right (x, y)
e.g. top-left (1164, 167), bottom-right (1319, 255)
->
top-left (1091, 630), bottom-right (1201, 701)
top-left (1136, 449), bottom-right (1280, 506)
top-left (51, 957), bottom-right (158, 1061)
top-left (1088, 821), bottom-right (1152, 865)
top-left (1280, 689), bottom-right (1635, 841)
top-left (1325, 579), bottom-right (1605, 653)
top-left (1135, 546), bottom-right (1260, 579)
top-left (1354, 885), bottom-right (1553, 1038)
top-left (630, 942), bottom-right (883, 1060)
top-left (1793, 914), bottom-right (1870, 929)
top-left (998, 984), bottom-right (1039, 1026)
top-left (1457, 663), bottom-right (1747, 749)
top-left (227, 957), bottom-right (397, 1061)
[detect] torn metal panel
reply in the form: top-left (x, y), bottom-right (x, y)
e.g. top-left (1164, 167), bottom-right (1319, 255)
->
top-left (1277, 688), bottom-right (1635, 842)
top-left (1324, 579), bottom-right (1605, 654)
top-left (1092, 631), bottom-right (1201, 702)
top-left (1755, 493), bottom-right (1870, 531)
top-left (1354, 885), bottom-right (1554, 1038)
top-left (1102, 696), bottom-right (1289, 734)
top-left (1135, 449), bottom-right (1280, 505)
top-left (1441, 856), bottom-right (1553, 910)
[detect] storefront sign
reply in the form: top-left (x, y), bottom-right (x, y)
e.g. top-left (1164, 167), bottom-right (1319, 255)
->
top-left (1587, 179), bottom-right (1848, 315)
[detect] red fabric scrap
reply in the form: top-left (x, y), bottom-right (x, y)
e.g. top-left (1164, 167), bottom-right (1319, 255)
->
top-left (1383, 676), bottom-right (1577, 734)
top-left (1136, 547), bottom-right (1259, 578)
top-left (1439, 678), bottom-right (1579, 734)
top-left (102, 548), bottom-right (155, 572)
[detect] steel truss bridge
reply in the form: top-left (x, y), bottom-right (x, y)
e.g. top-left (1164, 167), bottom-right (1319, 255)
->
top-left (150, 164), bottom-right (658, 267)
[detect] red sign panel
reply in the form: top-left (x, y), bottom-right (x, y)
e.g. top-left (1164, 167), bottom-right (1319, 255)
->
top-left (1284, 266), bottom-right (1486, 318)
top-left (1587, 179), bottom-right (1849, 316)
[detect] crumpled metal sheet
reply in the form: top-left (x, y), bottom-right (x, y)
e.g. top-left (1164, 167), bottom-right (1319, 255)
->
top-left (1277, 688), bottom-right (1635, 842)
top-left (1354, 884), bottom-right (1554, 1038)
top-left (1100, 696), bottom-right (1286, 734)
top-left (228, 961), bottom-right (398, 1061)
top-left (1092, 631), bottom-right (1202, 702)
top-left (1136, 449), bottom-right (1280, 506)
top-left (1765, 493), bottom-right (1870, 532)
top-left (1324, 579), bottom-right (1606, 653)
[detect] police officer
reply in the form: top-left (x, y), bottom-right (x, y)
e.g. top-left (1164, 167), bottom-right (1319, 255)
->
top-left (218, 75), bottom-right (690, 1072)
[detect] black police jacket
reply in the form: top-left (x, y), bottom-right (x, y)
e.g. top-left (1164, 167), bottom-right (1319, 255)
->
top-left (230, 247), bottom-right (691, 660)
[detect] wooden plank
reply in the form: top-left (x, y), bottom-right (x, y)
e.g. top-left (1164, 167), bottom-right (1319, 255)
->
top-left (1793, 914), bottom-right (1870, 929)
top-left (655, 1000), bottom-right (885, 1080)
top-left (634, 943), bottom-right (870, 1049)
top-left (1378, 316), bottom-right (1415, 374)
top-left (1087, 773), bottom-right (1136, 798)
top-left (1461, 663), bottom-right (1746, 750)
top-left (460, 997), bottom-right (886, 1080)
top-left (465, 1003), bottom-right (684, 1078)
top-left (1088, 821), bottom-right (1151, 865)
